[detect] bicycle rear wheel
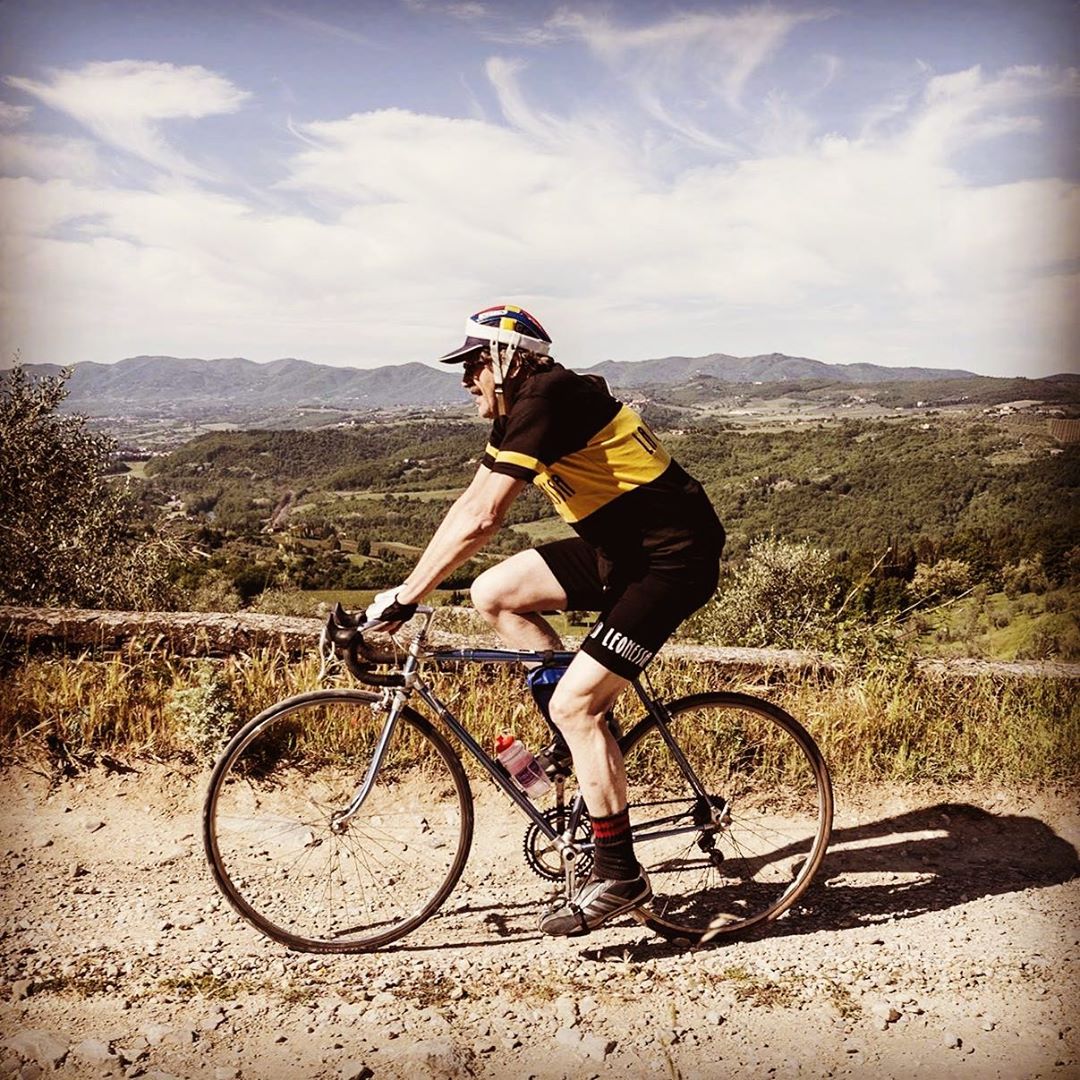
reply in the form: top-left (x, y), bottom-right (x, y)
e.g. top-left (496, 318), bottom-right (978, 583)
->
top-left (204, 689), bottom-right (473, 952)
top-left (623, 691), bottom-right (832, 945)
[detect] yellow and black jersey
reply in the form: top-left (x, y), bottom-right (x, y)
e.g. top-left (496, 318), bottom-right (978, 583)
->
top-left (483, 365), bottom-right (722, 564)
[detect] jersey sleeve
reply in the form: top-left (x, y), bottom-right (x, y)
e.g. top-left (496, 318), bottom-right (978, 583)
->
top-left (487, 388), bottom-right (560, 482)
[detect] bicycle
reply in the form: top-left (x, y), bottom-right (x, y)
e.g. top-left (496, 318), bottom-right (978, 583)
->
top-left (203, 604), bottom-right (833, 952)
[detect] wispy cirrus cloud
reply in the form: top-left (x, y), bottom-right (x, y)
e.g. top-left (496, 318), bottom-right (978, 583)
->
top-left (550, 6), bottom-right (831, 116)
top-left (5, 60), bottom-right (249, 177)
top-left (0, 101), bottom-right (32, 129)
top-left (907, 63), bottom-right (1080, 157)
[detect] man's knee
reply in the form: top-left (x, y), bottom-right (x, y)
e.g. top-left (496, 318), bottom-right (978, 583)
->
top-left (548, 654), bottom-right (629, 736)
top-left (548, 681), bottom-right (606, 737)
top-left (470, 567), bottom-right (504, 619)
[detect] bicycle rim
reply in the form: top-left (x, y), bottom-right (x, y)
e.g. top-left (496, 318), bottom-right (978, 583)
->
top-left (204, 689), bottom-right (474, 952)
top-left (623, 692), bottom-right (832, 945)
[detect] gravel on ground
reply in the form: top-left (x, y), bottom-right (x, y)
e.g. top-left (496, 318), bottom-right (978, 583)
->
top-left (1, 763), bottom-right (1077, 1080)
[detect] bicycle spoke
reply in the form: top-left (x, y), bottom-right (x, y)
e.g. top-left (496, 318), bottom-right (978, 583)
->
top-left (205, 692), bottom-right (473, 952)
top-left (623, 693), bottom-right (832, 942)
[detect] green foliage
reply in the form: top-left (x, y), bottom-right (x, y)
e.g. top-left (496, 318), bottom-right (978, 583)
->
top-left (1001, 555), bottom-right (1051, 598)
top-left (910, 558), bottom-right (974, 602)
top-left (684, 537), bottom-right (844, 649)
top-left (163, 662), bottom-right (238, 761)
top-left (0, 365), bottom-right (178, 609)
top-left (666, 419), bottom-right (1078, 574)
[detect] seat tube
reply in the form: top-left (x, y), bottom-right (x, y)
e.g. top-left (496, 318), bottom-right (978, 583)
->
top-left (630, 683), bottom-right (709, 799)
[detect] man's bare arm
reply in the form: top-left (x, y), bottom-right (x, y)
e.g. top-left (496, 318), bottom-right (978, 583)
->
top-left (397, 467), bottom-right (525, 603)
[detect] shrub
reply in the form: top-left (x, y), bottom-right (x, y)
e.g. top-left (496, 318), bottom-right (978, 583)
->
top-left (684, 537), bottom-right (842, 649)
top-left (0, 364), bottom-right (179, 609)
top-left (1002, 556), bottom-right (1051, 598)
top-left (910, 558), bottom-right (974, 603)
top-left (164, 662), bottom-right (238, 760)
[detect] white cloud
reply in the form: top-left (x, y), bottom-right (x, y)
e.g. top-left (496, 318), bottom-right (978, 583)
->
top-left (908, 64), bottom-right (1080, 158)
top-left (0, 132), bottom-right (105, 182)
top-left (550, 6), bottom-right (828, 118)
top-left (5, 60), bottom-right (250, 176)
top-left (0, 36), bottom-right (1076, 377)
top-left (0, 101), bottom-right (32, 128)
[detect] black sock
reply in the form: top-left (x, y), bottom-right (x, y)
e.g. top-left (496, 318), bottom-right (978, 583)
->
top-left (591, 807), bottom-right (638, 881)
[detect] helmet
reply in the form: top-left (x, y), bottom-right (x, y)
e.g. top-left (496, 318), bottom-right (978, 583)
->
top-left (438, 304), bottom-right (552, 365)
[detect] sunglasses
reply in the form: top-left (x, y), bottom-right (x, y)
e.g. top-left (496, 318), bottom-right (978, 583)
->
top-left (462, 354), bottom-right (490, 384)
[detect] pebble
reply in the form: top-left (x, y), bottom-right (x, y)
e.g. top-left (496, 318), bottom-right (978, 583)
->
top-left (943, 1032), bottom-right (962, 1049)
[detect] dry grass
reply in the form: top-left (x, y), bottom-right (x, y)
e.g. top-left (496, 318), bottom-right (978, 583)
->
top-left (0, 640), bottom-right (1076, 784)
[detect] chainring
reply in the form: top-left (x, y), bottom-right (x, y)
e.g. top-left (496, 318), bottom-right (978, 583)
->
top-left (523, 805), bottom-right (593, 880)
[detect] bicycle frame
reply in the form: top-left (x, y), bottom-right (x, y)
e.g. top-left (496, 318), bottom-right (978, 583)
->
top-left (330, 608), bottom-right (720, 884)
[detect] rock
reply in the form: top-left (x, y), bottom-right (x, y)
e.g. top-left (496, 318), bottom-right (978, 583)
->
top-left (555, 1028), bottom-right (582, 1049)
top-left (161, 1026), bottom-right (196, 1047)
top-left (153, 845), bottom-right (191, 867)
top-left (943, 1032), bottom-right (962, 1049)
top-left (871, 1003), bottom-right (902, 1024)
top-left (85, 819), bottom-right (106, 832)
top-left (18, 1064), bottom-right (43, 1080)
top-left (579, 1034), bottom-right (612, 1061)
top-left (141, 1024), bottom-right (173, 1047)
top-left (3, 1029), bottom-right (69, 1069)
top-left (214, 1070), bottom-right (240, 1080)
top-left (9, 979), bottom-right (32, 1002)
top-left (554, 996), bottom-right (578, 1028)
top-left (704, 1010), bottom-right (725, 1026)
top-left (341, 1063), bottom-right (374, 1080)
top-left (382, 1037), bottom-right (470, 1079)
top-left (200, 1007), bottom-right (227, 1032)
top-left (72, 1039), bottom-right (114, 1066)
top-left (113, 1037), bottom-right (148, 1065)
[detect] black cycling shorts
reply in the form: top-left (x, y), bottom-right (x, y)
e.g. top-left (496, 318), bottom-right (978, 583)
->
top-left (536, 536), bottom-right (722, 680)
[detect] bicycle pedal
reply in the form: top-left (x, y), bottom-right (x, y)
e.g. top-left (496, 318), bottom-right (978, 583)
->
top-left (537, 741), bottom-right (572, 778)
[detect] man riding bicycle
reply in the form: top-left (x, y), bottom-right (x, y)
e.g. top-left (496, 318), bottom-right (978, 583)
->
top-left (365, 304), bottom-right (724, 935)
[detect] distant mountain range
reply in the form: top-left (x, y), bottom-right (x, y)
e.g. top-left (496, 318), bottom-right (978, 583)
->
top-left (18, 351), bottom-right (980, 416)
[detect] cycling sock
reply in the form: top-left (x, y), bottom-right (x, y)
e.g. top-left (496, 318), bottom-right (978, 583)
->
top-left (590, 807), bottom-right (639, 882)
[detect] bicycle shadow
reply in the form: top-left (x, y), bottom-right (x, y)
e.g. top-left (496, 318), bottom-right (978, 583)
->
top-left (584, 801), bottom-right (1080, 960)
top-left (798, 801), bottom-right (1079, 930)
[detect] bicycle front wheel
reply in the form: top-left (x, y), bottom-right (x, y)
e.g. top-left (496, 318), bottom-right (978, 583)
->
top-left (623, 691), bottom-right (832, 945)
top-left (204, 689), bottom-right (474, 952)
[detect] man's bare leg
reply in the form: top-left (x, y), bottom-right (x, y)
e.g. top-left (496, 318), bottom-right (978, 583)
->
top-left (547, 653), bottom-right (630, 817)
top-left (470, 550), bottom-right (567, 653)
top-left (472, 550), bottom-right (630, 810)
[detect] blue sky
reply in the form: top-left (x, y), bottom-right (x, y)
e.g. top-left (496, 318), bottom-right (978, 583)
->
top-left (1, 0), bottom-right (1077, 377)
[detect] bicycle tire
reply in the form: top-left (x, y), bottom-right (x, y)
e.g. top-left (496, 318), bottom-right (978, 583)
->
top-left (204, 689), bottom-right (474, 952)
top-left (621, 691), bottom-right (832, 945)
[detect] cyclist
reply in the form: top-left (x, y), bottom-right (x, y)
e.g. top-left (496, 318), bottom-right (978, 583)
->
top-left (365, 304), bottom-right (724, 935)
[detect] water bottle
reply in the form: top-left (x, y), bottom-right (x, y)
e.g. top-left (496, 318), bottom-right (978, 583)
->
top-left (495, 735), bottom-right (552, 799)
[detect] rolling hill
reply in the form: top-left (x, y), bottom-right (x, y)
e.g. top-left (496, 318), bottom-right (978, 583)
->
top-left (16, 350), bottom-right (982, 416)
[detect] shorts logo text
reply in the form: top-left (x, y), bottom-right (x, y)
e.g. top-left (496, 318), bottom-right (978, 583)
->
top-left (588, 622), bottom-right (655, 669)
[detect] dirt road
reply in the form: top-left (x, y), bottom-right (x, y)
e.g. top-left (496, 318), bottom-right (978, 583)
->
top-left (1, 764), bottom-right (1077, 1079)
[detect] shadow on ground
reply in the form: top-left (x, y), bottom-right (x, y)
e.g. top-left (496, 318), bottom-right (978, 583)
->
top-left (577, 801), bottom-right (1080, 961)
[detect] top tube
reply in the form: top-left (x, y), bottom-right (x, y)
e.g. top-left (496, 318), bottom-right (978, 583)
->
top-left (431, 646), bottom-right (577, 666)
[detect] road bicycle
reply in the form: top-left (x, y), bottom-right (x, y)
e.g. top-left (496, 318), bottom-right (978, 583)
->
top-left (203, 604), bottom-right (833, 952)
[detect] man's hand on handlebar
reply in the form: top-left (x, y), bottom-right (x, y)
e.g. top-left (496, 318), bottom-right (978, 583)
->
top-left (365, 585), bottom-right (418, 632)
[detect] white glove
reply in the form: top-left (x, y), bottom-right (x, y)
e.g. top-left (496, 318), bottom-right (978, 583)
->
top-left (365, 586), bottom-right (407, 623)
